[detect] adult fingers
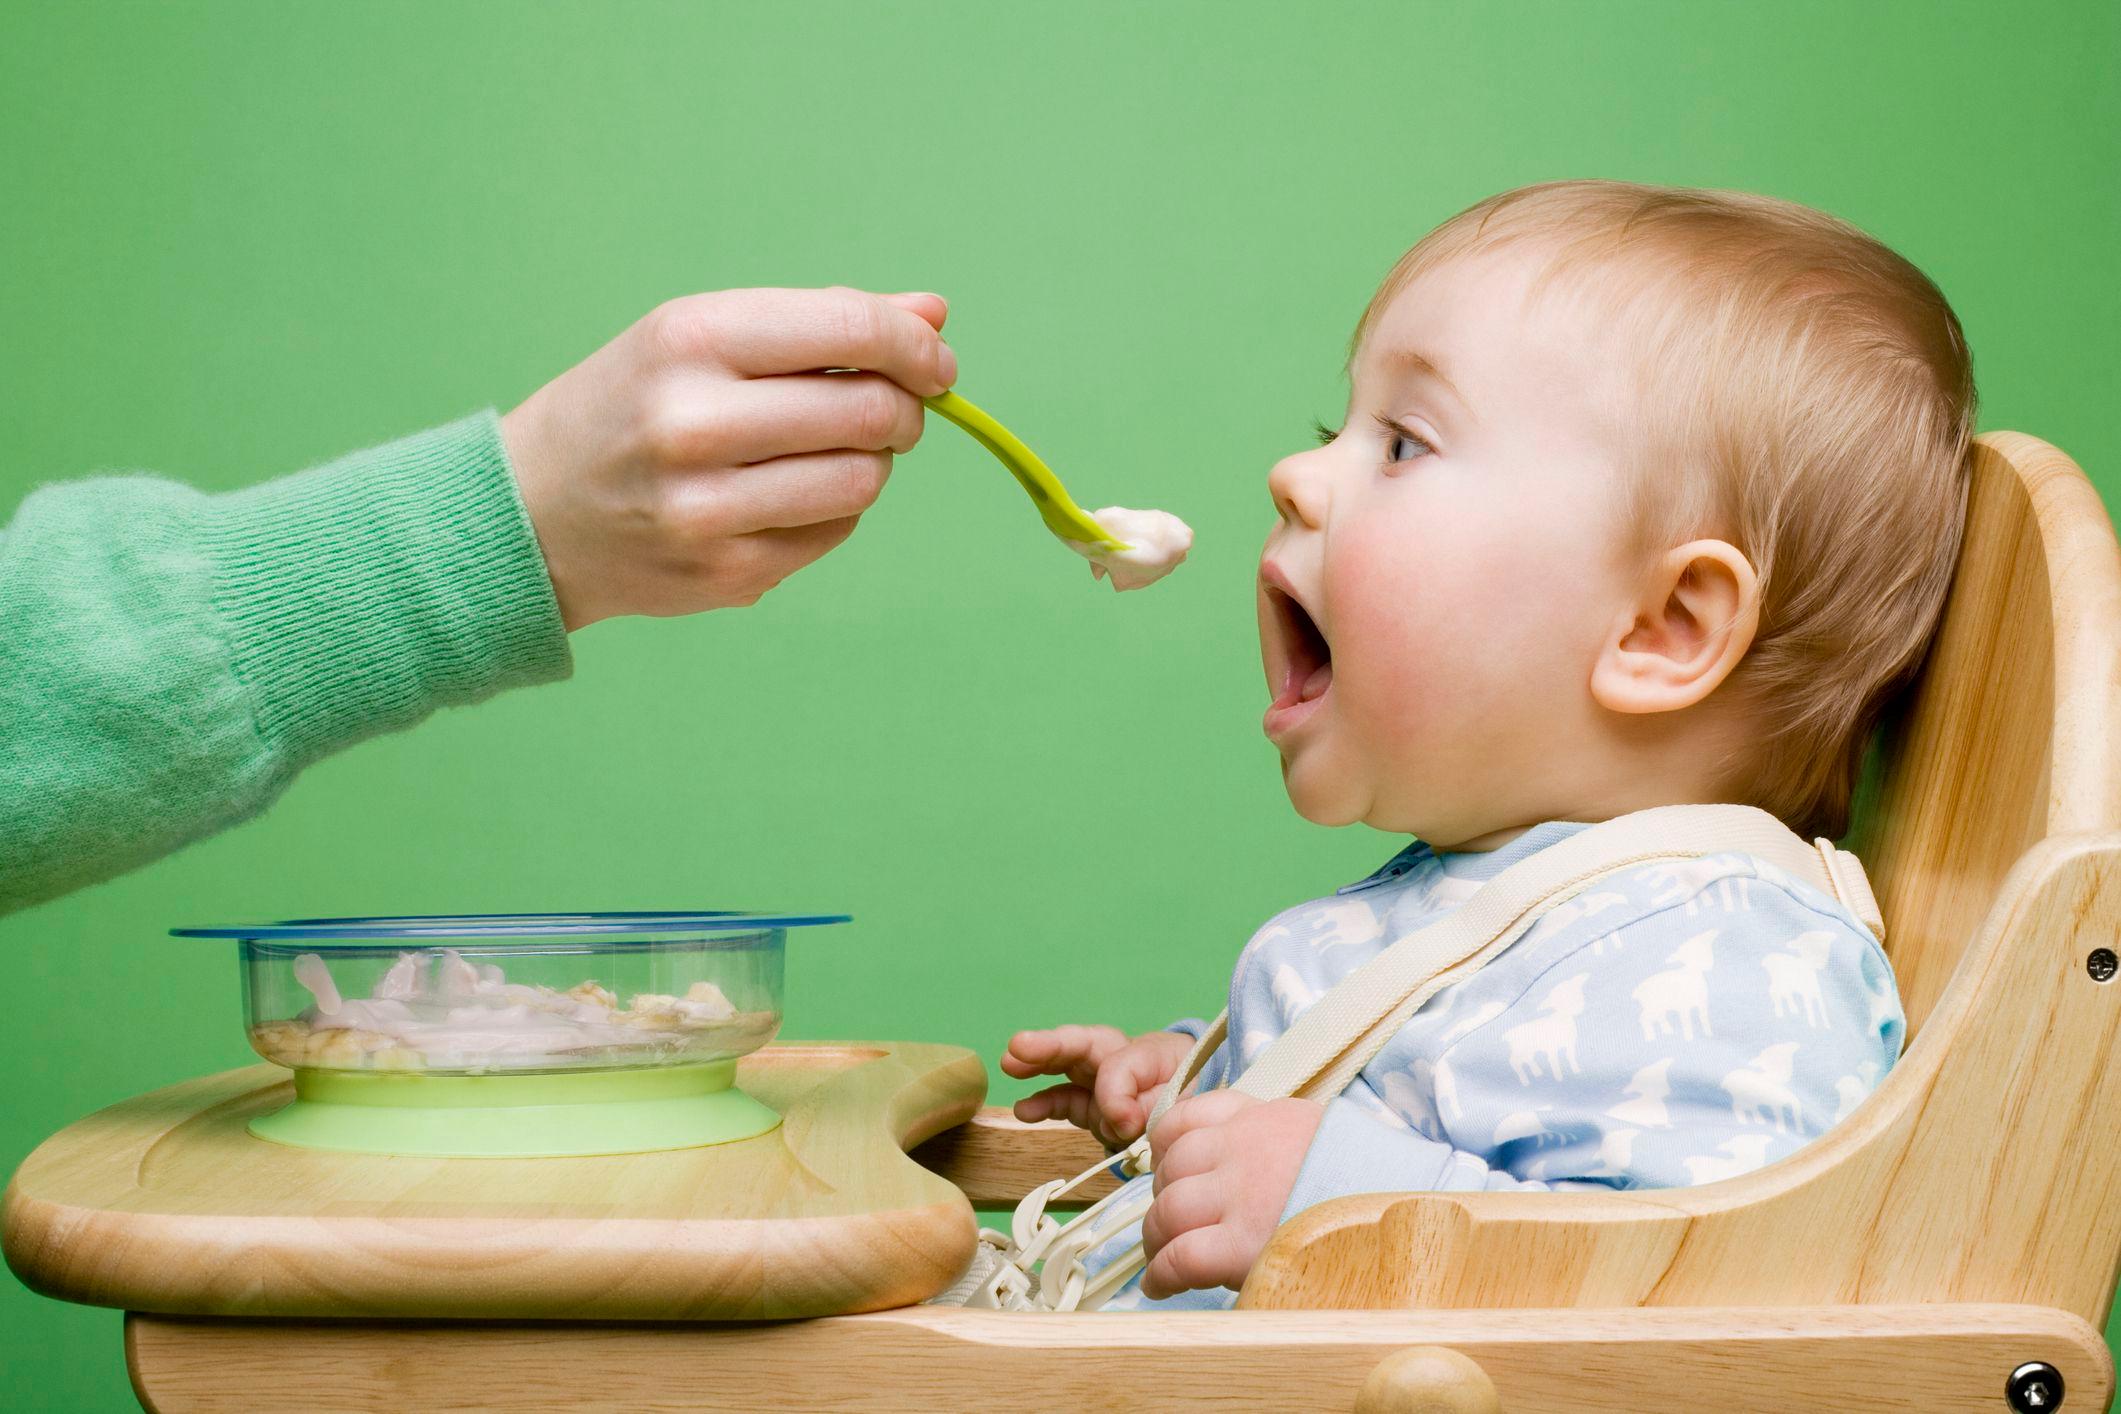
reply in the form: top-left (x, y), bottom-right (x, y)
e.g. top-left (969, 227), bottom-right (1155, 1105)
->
top-left (725, 515), bottom-right (864, 595)
top-left (1140, 1222), bottom-right (1249, 1301)
top-left (670, 450), bottom-right (892, 536)
top-left (881, 291), bottom-right (949, 333)
top-left (658, 287), bottom-right (956, 396)
top-left (659, 372), bottom-right (926, 465)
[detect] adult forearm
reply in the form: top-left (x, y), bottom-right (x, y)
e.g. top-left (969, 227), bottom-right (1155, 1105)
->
top-left (0, 413), bottom-right (571, 915)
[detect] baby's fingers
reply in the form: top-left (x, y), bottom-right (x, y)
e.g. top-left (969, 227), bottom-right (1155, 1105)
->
top-left (1148, 1088), bottom-right (1255, 1171)
top-left (1001, 1024), bottom-right (1129, 1082)
top-left (1093, 1047), bottom-right (1176, 1143)
top-left (1013, 1082), bottom-right (1097, 1132)
top-left (1139, 1174), bottom-right (1219, 1266)
top-left (1139, 1221), bottom-right (1250, 1301)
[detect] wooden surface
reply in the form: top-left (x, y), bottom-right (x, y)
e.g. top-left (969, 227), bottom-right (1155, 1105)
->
top-left (3, 1041), bottom-right (986, 1320)
top-left (1354, 1347), bottom-right (1500, 1414)
top-left (1243, 433), bottom-right (2121, 1328)
top-left (910, 1105), bottom-right (1120, 1206)
top-left (124, 1302), bottom-right (2112, 1413)
top-left (1848, 431), bottom-right (2121, 1037)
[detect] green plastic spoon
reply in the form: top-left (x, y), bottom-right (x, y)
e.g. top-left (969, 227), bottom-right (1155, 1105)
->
top-left (923, 390), bottom-right (1130, 549)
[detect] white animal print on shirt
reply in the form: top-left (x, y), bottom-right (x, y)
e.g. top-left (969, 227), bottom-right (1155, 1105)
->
top-left (1831, 1060), bottom-right (1882, 1123)
top-left (1637, 859), bottom-right (1728, 910)
top-left (1632, 931), bottom-right (1717, 1041)
top-left (1270, 964), bottom-right (1318, 1023)
top-left (1685, 873), bottom-right (1757, 920)
top-left (1440, 999), bottom-right (1507, 1047)
top-left (1764, 930), bottom-right (1836, 1027)
top-left (1304, 899), bottom-right (1389, 954)
top-left (1724, 1042), bottom-right (1804, 1133)
top-left (1503, 973), bottom-right (1588, 1083)
top-left (1681, 1134), bottom-right (1777, 1184)
top-left (1492, 1108), bottom-right (1568, 1149)
top-left (1580, 1126), bottom-right (1641, 1179)
top-left (1431, 1052), bottom-right (1462, 1124)
top-left (1520, 890), bottom-right (1631, 950)
top-left (1608, 1059), bottom-right (1674, 1128)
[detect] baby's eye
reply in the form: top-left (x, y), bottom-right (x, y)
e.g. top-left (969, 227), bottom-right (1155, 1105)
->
top-left (1374, 413), bottom-right (1434, 464)
top-left (1309, 417), bottom-right (1340, 447)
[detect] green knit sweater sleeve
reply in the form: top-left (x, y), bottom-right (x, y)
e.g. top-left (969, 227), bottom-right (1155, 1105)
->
top-left (0, 412), bottom-right (573, 915)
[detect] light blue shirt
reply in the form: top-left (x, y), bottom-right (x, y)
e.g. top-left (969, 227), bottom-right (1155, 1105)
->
top-left (1090, 819), bottom-right (1905, 1311)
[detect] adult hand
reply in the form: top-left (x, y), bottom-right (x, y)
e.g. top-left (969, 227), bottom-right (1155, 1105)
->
top-left (501, 286), bottom-right (956, 630)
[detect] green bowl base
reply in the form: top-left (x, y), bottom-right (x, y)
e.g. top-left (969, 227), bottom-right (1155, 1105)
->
top-left (248, 1058), bottom-right (781, 1157)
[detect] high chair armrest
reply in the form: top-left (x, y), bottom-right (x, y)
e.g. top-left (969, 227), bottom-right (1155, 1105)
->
top-left (1240, 1186), bottom-right (1695, 1310)
top-left (910, 1106), bottom-right (1123, 1206)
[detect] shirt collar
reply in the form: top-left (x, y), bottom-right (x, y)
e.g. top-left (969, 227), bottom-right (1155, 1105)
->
top-left (1432, 819), bottom-right (1596, 882)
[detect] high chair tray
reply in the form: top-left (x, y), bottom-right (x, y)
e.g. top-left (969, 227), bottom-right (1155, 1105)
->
top-left (2, 1041), bottom-right (986, 1320)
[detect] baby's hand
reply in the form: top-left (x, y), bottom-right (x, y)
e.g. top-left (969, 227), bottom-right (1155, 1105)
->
top-left (501, 287), bottom-right (956, 630)
top-left (1001, 1025), bottom-right (1196, 1150)
top-left (1138, 1090), bottom-right (1325, 1299)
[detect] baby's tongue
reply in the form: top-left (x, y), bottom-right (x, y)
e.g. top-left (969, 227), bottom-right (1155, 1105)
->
top-left (1298, 660), bottom-right (1333, 703)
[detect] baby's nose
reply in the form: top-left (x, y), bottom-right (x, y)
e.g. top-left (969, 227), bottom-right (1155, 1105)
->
top-left (1267, 451), bottom-right (1327, 529)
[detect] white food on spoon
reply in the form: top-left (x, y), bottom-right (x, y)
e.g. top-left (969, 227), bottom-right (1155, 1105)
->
top-left (1064, 506), bottom-right (1194, 591)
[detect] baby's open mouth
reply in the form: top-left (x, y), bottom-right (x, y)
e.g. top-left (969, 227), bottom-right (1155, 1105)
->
top-left (1264, 583), bottom-right (1333, 722)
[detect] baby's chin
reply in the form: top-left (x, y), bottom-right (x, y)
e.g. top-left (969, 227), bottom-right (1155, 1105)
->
top-left (1277, 745), bottom-right (1374, 828)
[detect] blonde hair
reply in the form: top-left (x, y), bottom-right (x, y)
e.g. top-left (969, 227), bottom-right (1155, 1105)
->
top-left (1358, 180), bottom-right (1976, 840)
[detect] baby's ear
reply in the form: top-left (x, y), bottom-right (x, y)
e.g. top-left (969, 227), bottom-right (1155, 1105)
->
top-left (1589, 539), bottom-right (1761, 715)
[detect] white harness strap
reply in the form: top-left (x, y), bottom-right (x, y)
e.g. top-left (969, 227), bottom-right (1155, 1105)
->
top-left (931, 804), bottom-right (1884, 1312)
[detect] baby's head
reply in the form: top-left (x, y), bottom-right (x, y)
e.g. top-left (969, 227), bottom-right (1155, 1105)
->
top-left (1259, 180), bottom-right (1974, 849)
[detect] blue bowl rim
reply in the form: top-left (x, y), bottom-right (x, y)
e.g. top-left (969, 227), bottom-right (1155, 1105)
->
top-left (170, 911), bottom-right (850, 941)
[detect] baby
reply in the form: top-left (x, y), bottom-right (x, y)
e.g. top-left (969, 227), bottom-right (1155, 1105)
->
top-left (1003, 180), bottom-right (1975, 1309)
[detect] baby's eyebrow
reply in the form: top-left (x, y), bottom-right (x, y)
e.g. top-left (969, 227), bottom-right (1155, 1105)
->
top-left (1385, 346), bottom-right (1474, 421)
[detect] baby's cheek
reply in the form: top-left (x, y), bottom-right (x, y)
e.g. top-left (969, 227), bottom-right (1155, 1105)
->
top-left (1333, 520), bottom-right (1479, 676)
top-left (1334, 589), bottom-right (1455, 745)
top-left (1333, 523), bottom-right (1566, 747)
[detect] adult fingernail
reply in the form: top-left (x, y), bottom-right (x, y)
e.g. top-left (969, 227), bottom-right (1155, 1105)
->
top-left (937, 341), bottom-right (958, 388)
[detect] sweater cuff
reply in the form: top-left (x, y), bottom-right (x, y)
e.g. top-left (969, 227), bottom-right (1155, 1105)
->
top-left (1278, 1097), bottom-right (1503, 1223)
top-left (197, 411), bottom-right (572, 766)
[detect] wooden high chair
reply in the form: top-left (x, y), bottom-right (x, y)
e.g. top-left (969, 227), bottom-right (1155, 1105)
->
top-left (913, 429), bottom-right (2121, 1412)
top-left (12, 432), bottom-right (2119, 1413)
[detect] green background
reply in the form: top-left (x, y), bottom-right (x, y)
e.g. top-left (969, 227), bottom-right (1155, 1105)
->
top-left (3, 2), bottom-right (2116, 1407)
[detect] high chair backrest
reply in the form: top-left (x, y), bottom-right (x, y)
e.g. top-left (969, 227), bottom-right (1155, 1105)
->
top-left (1844, 431), bottom-right (2121, 1037)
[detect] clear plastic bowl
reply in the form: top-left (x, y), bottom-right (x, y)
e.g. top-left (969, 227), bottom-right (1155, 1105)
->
top-left (170, 912), bottom-right (848, 1157)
